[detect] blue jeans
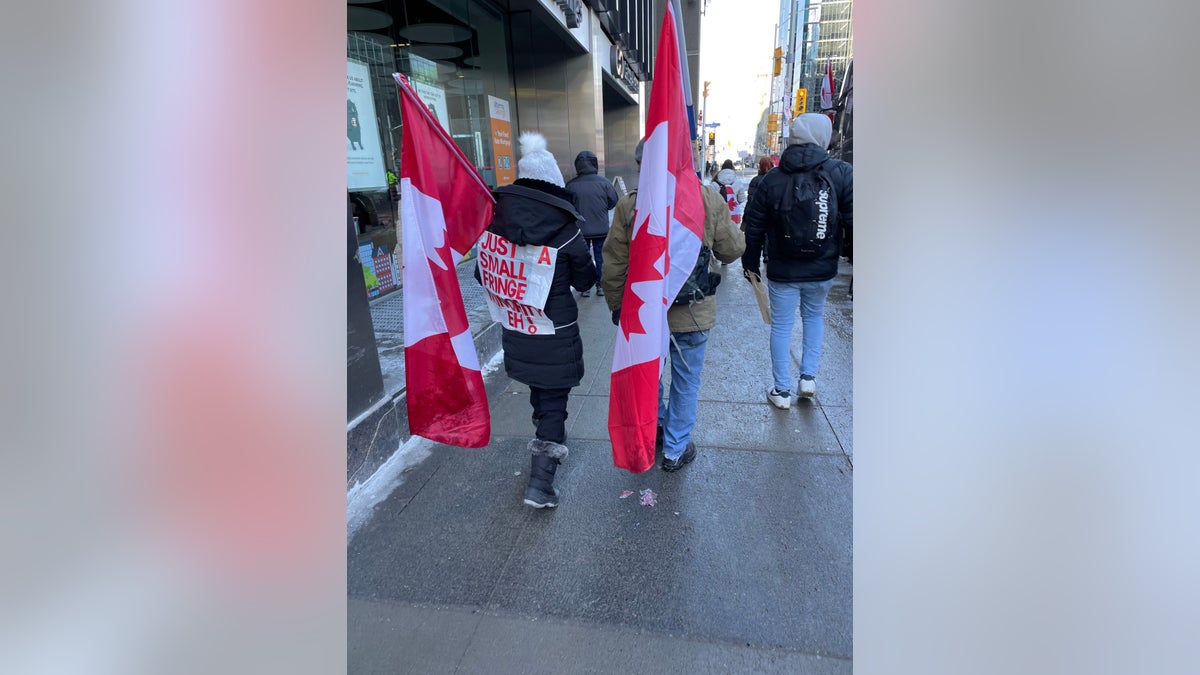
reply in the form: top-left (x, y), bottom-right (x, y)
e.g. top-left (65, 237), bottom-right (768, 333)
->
top-left (657, 329), bottom-right (709, 459)
top-left (768, 278), bottom-right (834, 392)
top-left (585, 237), bottom-right (604, 287)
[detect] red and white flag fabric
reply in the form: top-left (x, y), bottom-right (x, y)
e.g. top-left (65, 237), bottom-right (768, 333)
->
top-left (820, 56), bottom-right (834, 110)
top-left (608, 0), bottom-right (705, 473)
top-left (394, 73), bottom-right (495, 448)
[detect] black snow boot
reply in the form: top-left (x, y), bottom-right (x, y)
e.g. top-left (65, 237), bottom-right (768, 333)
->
top-left (524, 439), bottom-right (568, 508)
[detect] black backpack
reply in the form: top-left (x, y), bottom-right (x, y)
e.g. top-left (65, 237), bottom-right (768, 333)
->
top-left (623, 190), bottom-right (721, 305)
top-left (776, 162), bottom-right (838, 260)
top-left (672, 244), bottom-right (719, 305)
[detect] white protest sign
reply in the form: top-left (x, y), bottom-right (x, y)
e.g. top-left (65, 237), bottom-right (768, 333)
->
top-left (477, 231), bottom-right (559, 335)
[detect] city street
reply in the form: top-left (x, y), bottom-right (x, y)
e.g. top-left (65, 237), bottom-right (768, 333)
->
top-left (349, 239), bottom-right (853, 673)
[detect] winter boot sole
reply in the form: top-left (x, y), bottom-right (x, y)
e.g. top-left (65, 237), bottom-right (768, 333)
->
top-left (523, 488), bottom-right (561, 509)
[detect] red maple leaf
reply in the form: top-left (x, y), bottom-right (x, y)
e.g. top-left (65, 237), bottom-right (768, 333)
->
top-left (430, 238), bottom-right (469, 336)
top-left (430, 238), bottom-right (455, 272)
top-left (620, 209), bottom-right (667, 341)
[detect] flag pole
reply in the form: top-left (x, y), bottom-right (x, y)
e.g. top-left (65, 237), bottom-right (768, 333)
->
top-left (393, 73), bottom-right (493, 199)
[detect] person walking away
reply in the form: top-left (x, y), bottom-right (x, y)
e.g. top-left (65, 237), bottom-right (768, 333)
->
top-left (740, 113), bottom-right (852, 408)
top-left (602, 139), bottom-right (746, 471)
top-left (713, 159), bottom-right (742, 267)
top-left (731, 188), bottom-right (746, 230)
top-left (565, 150), bottom-right (619, 297)
top-left (745, 156), bottom-right (775, 265)
top-left (747, 156), bottom-right (775, 210)
top-left (476, 132), bottom-right (596, 507)
top-left (714, 159), bottom-right (740, 228)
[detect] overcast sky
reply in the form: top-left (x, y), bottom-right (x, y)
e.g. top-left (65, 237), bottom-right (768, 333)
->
top-left (697, 0), bottom-right (778, 160)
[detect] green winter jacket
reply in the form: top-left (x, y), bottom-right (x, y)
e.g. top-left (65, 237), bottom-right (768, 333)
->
top-left (601, 183), bottom-right (745, 333)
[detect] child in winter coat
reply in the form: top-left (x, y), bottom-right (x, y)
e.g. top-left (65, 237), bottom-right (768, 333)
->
top-left (475, 132), bottom-right (596, 508)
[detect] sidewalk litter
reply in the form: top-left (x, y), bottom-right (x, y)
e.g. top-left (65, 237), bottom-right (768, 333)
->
top-left (619, 489), bottom-right (658, 506)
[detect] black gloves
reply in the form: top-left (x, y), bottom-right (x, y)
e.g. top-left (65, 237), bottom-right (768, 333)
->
top-left (611, 309), bottom-right (620, 326)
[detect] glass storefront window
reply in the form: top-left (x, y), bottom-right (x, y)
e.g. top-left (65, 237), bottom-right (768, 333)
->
top-left (348, 0), bottom-right (516, 299)
top-left (390, 0), bottom-right (516, 189)
top-left (347, 30), bottom-right (403, 299)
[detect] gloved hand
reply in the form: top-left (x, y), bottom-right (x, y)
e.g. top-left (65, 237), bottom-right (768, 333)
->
top-left (611, 309), bottom-right (620, 326)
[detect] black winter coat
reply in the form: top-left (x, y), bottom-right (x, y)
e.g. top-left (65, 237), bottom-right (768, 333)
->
top-left (740, 143), bottom-right (853, 282)
top-left (747, 172), bottom-right (767, 207)
top-left (565, 151), bottom-right (619, 239)
top-left (477, 178), bottom-right (597, 389)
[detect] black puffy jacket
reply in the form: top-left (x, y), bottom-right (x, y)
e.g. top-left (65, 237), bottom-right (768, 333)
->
top-left (565, 151), bottom-right (619, 239)
top-left (747, 172), bottom-right (767, 207)
top-left (476, 178), bottom-right (597, 389)
top-left (740, 143), bottom-right (853, 282)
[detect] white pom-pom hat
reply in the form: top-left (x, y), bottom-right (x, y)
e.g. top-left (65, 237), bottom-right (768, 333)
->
top-left (516, 132), bottom-right (565, 187)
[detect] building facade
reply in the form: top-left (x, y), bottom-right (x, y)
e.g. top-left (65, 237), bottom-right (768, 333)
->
top-left (348, 0), bottom-right (700, 302)
top-left (805, 0), bottom-right (852, 112)
top-left (762, 0), bottom-right (852, 154)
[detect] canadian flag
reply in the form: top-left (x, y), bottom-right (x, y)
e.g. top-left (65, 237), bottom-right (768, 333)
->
top-left (820, 56), bottom-right (834, 110)
top-left (394, 73), bottom-right (495, 448)
top-left (608, 0), bottom-right (705, 473)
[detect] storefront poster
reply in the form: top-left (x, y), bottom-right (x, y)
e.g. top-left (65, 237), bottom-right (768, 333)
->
top-left (488, 95), bottom-right (515, 186)
top-left (347, 59), bottom-right (387, 191)
top-left (477, 231), bottom-right (558, 335)
top-left (412, 80), bottom-right (449, 133)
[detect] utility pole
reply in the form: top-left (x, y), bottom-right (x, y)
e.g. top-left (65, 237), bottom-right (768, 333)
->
top-left (799, 0), bottom-right (814, 114)
top-left (703, 80), bottom-right (711, 172)
top-left (785, 0), bottom-right (800, 131)
top-left (767, 23), bottom-right (778, 157)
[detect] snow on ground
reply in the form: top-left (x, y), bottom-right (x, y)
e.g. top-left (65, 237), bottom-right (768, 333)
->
top-left (347, 435), bottom-right (433, 541)
top-left (347, 348), bottom-right (506, 541)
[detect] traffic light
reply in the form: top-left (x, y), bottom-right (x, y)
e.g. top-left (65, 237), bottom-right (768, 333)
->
top-left (773, 47), bottom-right (783, 77)
top-left (708, 132), bottom-right (715, 146)
top-left (703, 81), bottom-right (710, 98)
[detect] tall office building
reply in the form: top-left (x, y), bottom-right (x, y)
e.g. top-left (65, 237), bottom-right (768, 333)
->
top-left (763, 0), bottom-right (852, 153)
top-left (807, 0), bottom-right (852, 109)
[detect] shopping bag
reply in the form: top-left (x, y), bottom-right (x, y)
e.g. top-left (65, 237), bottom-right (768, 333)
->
top-left (747, 270), bottom-right (770, 324)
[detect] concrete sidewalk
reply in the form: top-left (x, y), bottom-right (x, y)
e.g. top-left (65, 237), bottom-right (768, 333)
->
top-left (348, 256), bottom-right (853, 674)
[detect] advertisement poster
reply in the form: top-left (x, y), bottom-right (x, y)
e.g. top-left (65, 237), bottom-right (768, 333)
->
top-left (488, 95), bottom-right (515, 186)
top-left (347, 59), bottom-right (387, 191)
top-left (477, 231), bottom-right (558, 335)
top-left (412, 80), bottom-right (449, 133)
